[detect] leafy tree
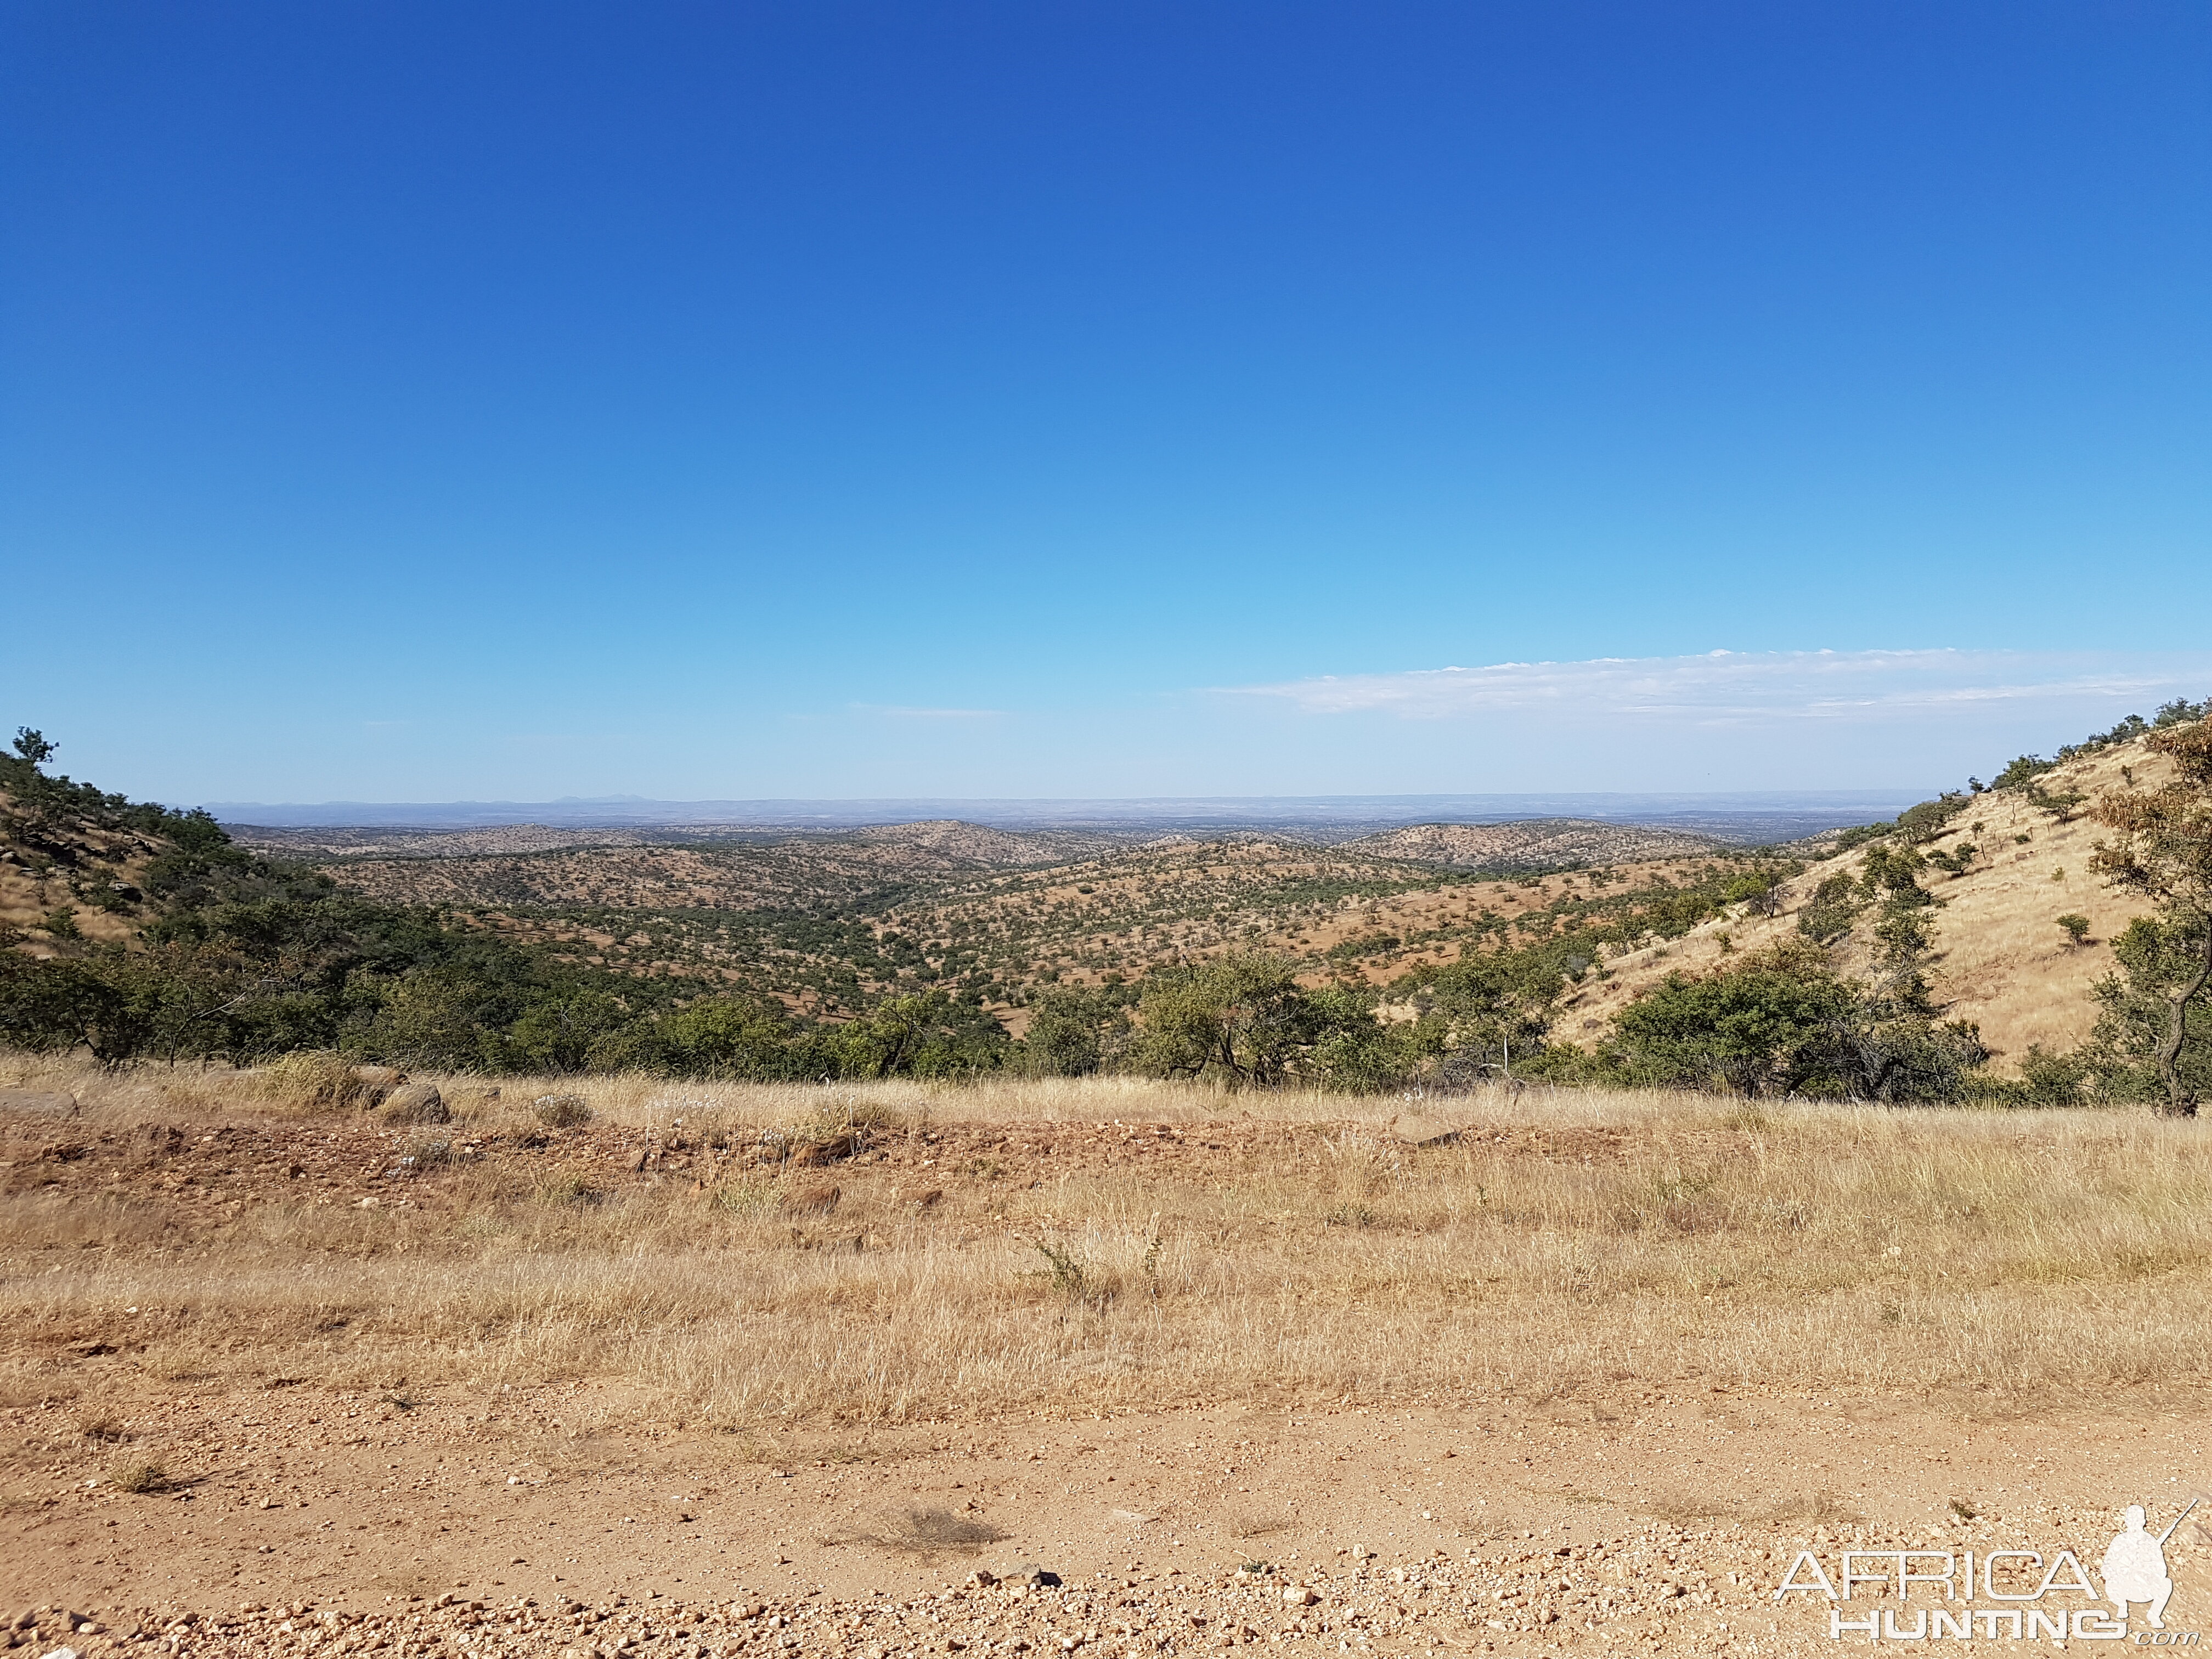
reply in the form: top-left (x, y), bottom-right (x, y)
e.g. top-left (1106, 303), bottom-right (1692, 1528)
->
top-left (829, 991), bottom-right (1008, 1079)
top-left (2089, 717), bottom-right (2212, 1115)
top-left (2085, 917), bottom-right (2212, 1112)
top-left (1299, 983), bottom-right (1421, 1091)
top-left (1796, 873), bottom-right (1862, 944)
top-left (13, 727), bottom-right (54, 766)
top-left (642, 996), bottom-right (809, 1079)
top-left (1131, 951), bottom-right (1324, 1088)
top-left (1402, 951), bottom-right (1556, 1082)
top-left (1894, 793), bottom-right (1970, 845)
top-left (505, 989), bottom-right (639, 1075)
top-left (2056, 913), bottom-right (2091, 947)
top-left (1723, 870), bottom-right (1785, 916)
top-left (1991, 754), bottom-right (2058, 790)
top-left (0, 945), bottom-right (174, 1067)
top-left (1018, 984), bottom-right (1131, 1077)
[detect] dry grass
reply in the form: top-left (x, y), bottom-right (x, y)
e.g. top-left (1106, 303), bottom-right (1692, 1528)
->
top-left (106, 1456), bottom-right (173, 1493)
top-left (5, 1058), bottom-right (2212, 1431)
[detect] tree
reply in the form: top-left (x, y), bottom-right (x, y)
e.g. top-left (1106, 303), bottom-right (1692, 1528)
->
top-left (646, 996), bottom-right (805, 1079)
top-left (828, 991), bottom-right (1008, 1080)
top-left (2090, 718), bottom-right (2212, 1116)
top-left (1019, 984), bottom-right (1130, 1077)
top-left (1131, 952), bottom-right (1323, 1088)
top-left (1409, 951), bottom-right (1557, 1084)
top-left (13, 727), bottom-right (54, 766)
top-left (1723, 870), bottom-right (1785, 917)
top-left (2056, 914), bottom-right (2091, 947)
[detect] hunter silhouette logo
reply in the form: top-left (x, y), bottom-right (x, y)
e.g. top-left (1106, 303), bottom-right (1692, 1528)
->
top-left (1773, 1498), bottom-right (2202, 1644)
top-left (2105, 1502), bottom-right (2194, 1631)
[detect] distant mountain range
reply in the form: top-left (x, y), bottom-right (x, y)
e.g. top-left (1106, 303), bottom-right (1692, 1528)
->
top-left (207, 789), bottom-right (1926, 847)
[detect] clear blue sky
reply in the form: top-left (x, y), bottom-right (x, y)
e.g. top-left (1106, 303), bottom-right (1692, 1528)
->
top-left (5, 2), bottom-right (2208, 805)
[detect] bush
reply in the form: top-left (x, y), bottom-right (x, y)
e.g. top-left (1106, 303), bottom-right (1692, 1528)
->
top-left (1796, 873), bottom-right (1861, 944)
top-left (1606, 941), bottom-right (1989, 1102)
top-left (533, 1093), bottom-right (594, 1127)
top-left (1611, 949), bottom-right (1859, 1096)
top-left (2017, 1043), bottom-right (2092, 1105)
top-left (1991, 754), bottom-right (2058, 790)
top-left (2056, 914), bottom-right (2091, 946)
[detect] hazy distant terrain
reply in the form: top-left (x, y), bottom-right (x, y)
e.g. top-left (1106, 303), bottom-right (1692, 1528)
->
top-left (210, 789), bottom-right (1921, 844)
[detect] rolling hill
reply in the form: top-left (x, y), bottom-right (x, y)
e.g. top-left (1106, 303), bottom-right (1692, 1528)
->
top-left (1556, 733), bottom-right (2176, 1075)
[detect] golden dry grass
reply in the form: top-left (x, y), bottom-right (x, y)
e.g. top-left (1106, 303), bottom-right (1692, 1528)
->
top-left (5, 1056), bottom-right (2210, 1432)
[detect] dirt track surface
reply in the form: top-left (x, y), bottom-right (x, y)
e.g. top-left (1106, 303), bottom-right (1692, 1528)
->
top-left (7, 1091), bottom-right (2212, 1655)
top-left (5, 1385), bottom-right (2211, 1656)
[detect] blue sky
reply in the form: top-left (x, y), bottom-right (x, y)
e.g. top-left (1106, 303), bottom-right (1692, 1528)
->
top-left (4, 2), bottom-right (2209, 805)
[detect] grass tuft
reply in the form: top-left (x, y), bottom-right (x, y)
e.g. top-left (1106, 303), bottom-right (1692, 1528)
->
top-left (109, 1457), bottom-right (172, 1494)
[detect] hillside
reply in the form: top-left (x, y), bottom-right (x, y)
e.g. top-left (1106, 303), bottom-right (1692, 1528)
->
top-left (0, 763), bottom-right (176, 954)
top-left (1344, 817), bottom-right (1725, 869)
top-left (11, 714), bottom-right (2204, 1098)
top-left (1559, 734), bottom-right (2175, 1075)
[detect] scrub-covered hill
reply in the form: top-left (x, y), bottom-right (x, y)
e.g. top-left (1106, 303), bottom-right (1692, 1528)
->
top-left (1561, 714), bottom-right (2204, 1084)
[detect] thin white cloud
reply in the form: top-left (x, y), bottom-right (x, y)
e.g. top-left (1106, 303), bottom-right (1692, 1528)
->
top-left (1227, 648), bottom-right (2212, 724)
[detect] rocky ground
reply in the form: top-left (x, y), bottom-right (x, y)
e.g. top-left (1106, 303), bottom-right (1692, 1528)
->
top-left (5, 1085), bottom-right (2210, 1656)
top-left (6, 1373), bottom-right (2209, 1657)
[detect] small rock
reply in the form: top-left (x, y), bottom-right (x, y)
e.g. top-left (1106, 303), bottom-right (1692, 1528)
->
top-left (381, 1084), bottom-right (448, 1124)
top-left (908, 1188), bottom-right (945, 1209)
top-left (781, 1183), bottom-right (841, 1216)
top-left (350, 1065), bottom-right (404, 1105)
top-left (1282, 1587), bottom-right (1318, 1607)
top-left (0, 1089), bottom-right (77, 1115)
top-left (788, 1133), bottom-right (859, 1167)
top-left (964, 1571), bottom-right (998, 1589)
top-left (1011, 1565), bottom-right (1061, 1588)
